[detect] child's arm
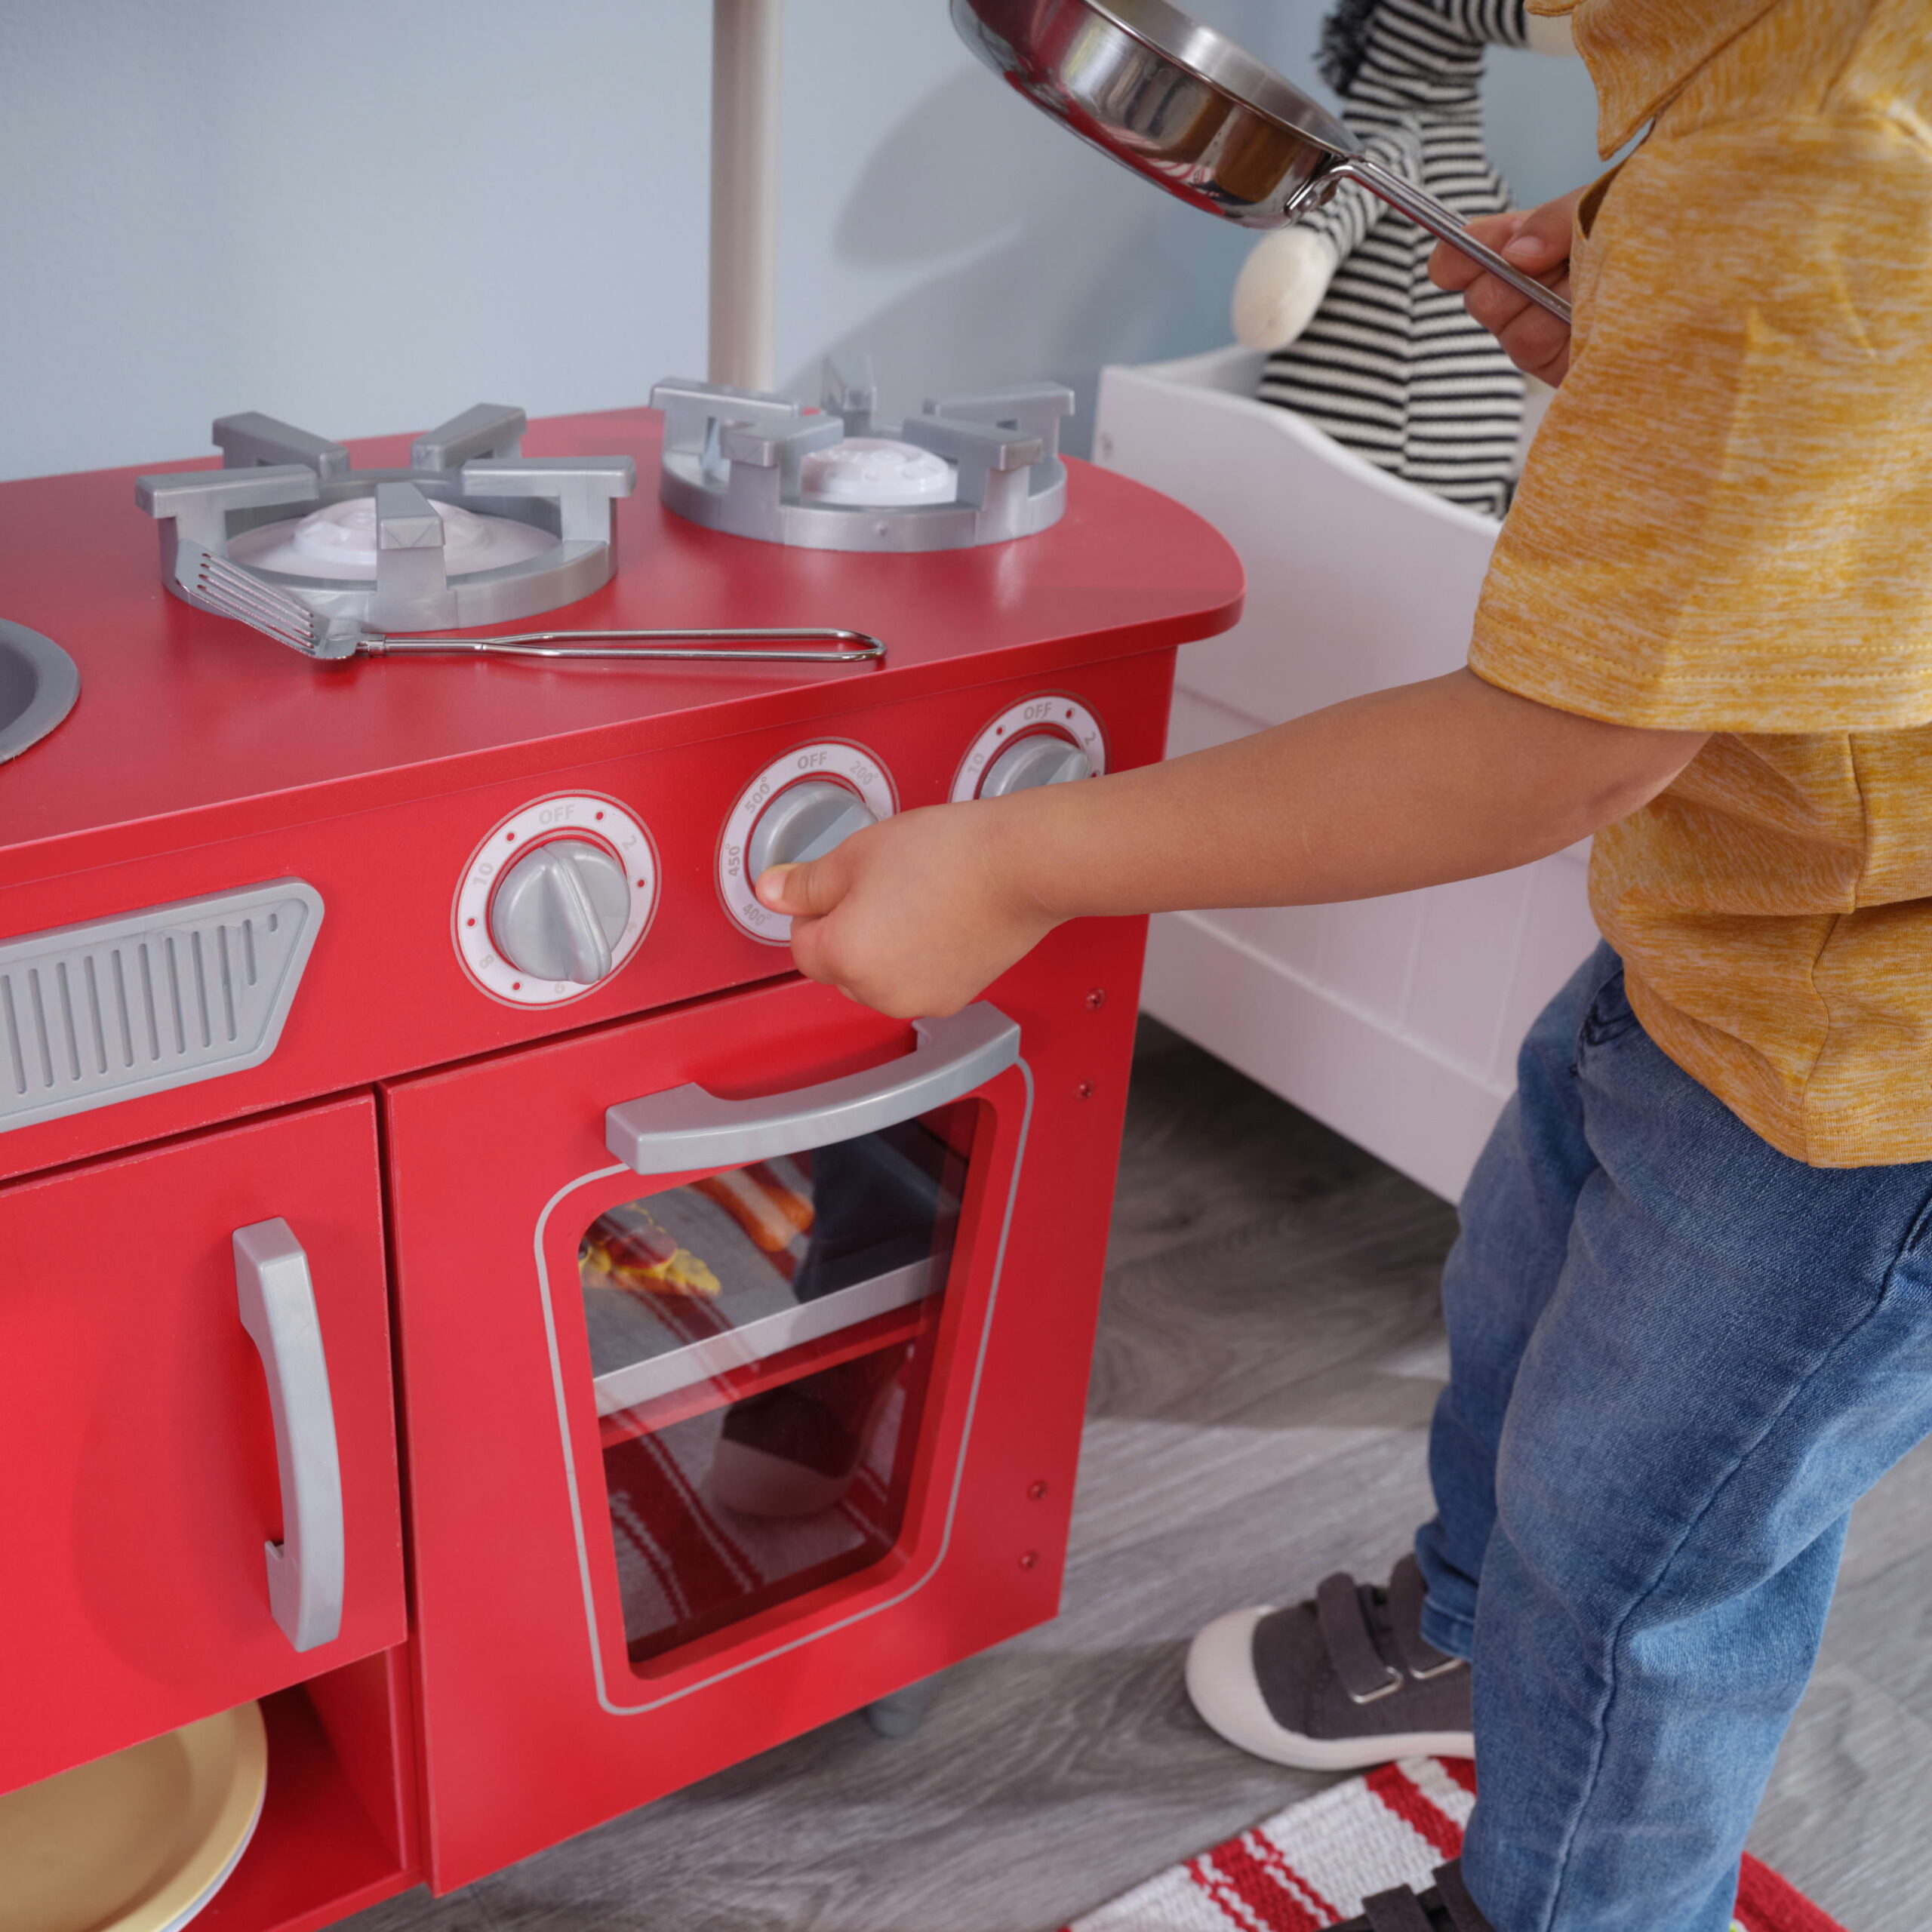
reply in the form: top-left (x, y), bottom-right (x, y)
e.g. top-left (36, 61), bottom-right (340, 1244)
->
top-left (756, 668), bottom-right (1704, 1020)
top-left (755, 182), bottom-right (1673, 1023)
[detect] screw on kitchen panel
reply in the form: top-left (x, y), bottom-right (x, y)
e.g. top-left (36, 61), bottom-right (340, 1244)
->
top-left (1075, 1081), bottom-right (1095, 1100)
top-left (1084, 987), bottom-right (1106, 1011)
top-left (1028, 1481), bottom-right (1049, 1501)
top-left (1019, 1551), bottom-right (1040, 1571)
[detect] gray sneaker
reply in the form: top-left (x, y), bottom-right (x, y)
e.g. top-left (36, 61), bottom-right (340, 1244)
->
top-left (1185, 1554), bottom-right (1473, 1770)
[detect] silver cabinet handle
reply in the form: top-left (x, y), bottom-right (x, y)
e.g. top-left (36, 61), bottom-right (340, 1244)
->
top-left (607, 1003), bottom-right (1021, 1176)
top-left (234, 1218), bottom-right (345, 1653)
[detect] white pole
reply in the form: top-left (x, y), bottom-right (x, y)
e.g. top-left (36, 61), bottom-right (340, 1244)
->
top-left (709, 0), bottom-right (783, 393)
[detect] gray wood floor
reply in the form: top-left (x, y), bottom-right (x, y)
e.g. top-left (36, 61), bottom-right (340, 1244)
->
top-left (349, 1019), bottom-right (1929, 1932)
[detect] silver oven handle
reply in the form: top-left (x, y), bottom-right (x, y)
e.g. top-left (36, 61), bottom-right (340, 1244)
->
top-left (234, 1218), bottom-right (345, 1654)
top-left (606, 1002), bottom-right (1021, 1175)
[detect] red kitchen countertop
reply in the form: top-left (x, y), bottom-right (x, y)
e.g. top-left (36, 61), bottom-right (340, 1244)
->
top-left (0, 408), bottom-right (1244, 889)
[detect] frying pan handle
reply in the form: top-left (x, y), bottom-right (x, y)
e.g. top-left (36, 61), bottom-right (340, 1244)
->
top-left (1337, 157), bottom-right (1573, 327)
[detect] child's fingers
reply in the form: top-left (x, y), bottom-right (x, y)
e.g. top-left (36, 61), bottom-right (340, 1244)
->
top-left (759, 856), bottom-right (870, 997)
top-left (755, 856), bottom-right (838, 917)
top-left (1462, 269), bottom-right (1573, 382)
top-left (1432, 186), bottom-right (1581, 318)
top-left (1431, 212), bottom-right (1569, 301)
top-left (1500, 190), bottom-right (1580, 273)
top-left (1462, 269), bottom-right (1559, 337)
top-left (784, 910), bottom-right (832, 983)
top-left (1430, 211), bottom-right (1524, 292)
top-left (1426, 186), bottom-right (1581, 384)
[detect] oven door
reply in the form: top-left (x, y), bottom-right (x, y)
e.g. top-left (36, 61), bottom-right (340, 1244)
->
top-left (385, 976), bottom-right (1078, 1890)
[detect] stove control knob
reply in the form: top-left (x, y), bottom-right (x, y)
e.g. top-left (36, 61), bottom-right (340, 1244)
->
top-left (978, 733), bottom-right (1093, 798)
top-left (951, 698), bottom-right (1106, 805)
top-left (721, 746), bottom-right (896, 943)
top-left (747, 780), bottom-right (878, 881)
top-left (489, 838), bottom-right (631, 985)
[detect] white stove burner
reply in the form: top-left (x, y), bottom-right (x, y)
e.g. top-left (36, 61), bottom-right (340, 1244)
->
top-left (798, 438), bottom-right (957, 508)
top-left (228, 497), bottom-right (558, 581)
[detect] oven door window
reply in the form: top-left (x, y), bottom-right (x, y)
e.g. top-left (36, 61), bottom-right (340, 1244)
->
top-left (580, 1109), bottom-right (969, 1666)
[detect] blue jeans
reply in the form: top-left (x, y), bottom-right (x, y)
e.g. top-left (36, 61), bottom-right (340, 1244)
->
top-left (1414, 943), bottom-right (1932, 1932)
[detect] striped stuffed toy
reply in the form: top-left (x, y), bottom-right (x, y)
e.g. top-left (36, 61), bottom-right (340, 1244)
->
top-left (1232, 0), bottom-right (1575, 518)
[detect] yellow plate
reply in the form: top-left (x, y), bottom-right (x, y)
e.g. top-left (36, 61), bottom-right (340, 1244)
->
top-left (0, 1703), bottom-right (269, 1932)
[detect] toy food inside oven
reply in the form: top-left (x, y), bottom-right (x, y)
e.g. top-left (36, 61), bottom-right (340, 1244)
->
top-left (580, 1117), bottom-right (967, 1663)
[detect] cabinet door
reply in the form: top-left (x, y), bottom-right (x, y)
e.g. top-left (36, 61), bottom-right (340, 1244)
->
top-left (0, 1094), bottom-right (404, 1792)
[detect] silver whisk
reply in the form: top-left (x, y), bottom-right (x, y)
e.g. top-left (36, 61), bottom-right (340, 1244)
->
top-left (172, 543), bottom-right (886, 669)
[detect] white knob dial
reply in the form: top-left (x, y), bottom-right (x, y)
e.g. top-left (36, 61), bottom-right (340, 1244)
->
top-left (488, 838), bottom-right (631, 984)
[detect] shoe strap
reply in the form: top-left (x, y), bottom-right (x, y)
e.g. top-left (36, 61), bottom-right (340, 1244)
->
top-left (1361, 1885), bottom-right (1435, 1932)
top-left (1389, 1555), bottom-right (1465, 1681)
top-left (1315, 1573), bottom-right (1402, 1703)
top-left (1432, 1863), bottom-right (1494, 1932)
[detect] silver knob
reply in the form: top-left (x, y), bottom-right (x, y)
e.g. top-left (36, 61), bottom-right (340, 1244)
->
top-left (746, 780), bottom-right (878, 881)
top-left (978, 734), bottom-right (1093, 798)
top-left (489, 838), bottom-right (631, 984)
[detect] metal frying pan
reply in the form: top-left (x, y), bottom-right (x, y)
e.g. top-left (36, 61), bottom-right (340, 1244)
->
top-left (952, 0), bottom-right (1572, 324)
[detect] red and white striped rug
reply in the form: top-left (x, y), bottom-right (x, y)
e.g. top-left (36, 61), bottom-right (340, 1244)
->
top-left (1060, 1758), bottom-right (1845, 1932)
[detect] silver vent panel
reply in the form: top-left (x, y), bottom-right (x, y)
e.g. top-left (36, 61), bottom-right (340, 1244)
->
top-left (0, 880), bottom-right (323, 1133)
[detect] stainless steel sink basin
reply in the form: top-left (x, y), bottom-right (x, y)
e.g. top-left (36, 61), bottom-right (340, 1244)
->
top-left (0, 620), bottom-right (79, 764)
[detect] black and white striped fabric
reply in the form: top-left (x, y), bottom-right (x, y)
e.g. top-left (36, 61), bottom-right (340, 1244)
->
top-left (1258, 0), bottom-right (1531, 518)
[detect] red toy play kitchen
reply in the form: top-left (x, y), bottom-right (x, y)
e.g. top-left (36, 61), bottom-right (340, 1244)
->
top-left (0, 397), bottom-right (1241, 1923)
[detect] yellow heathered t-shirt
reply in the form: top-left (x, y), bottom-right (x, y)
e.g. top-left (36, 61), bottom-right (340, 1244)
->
top-left (1469, 0), bottom-right (1932, 1168)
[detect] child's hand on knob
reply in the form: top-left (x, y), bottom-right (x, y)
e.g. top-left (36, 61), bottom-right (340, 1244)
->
top-left (756, 804), bottom-right (1060, 1020)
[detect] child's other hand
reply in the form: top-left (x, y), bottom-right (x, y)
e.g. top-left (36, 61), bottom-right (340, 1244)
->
top-left (755, 804), bottom-right (1060, 1020)
top-left (1430, 187), bottom-right (1582, 386)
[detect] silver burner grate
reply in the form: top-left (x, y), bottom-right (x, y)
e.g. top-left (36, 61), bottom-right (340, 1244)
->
top-left (135, 404), bottom-right (637, 635)
top-left (653, 358), bottom-right (1073, 552)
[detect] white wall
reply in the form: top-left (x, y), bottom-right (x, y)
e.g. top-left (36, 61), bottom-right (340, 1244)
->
top-left (0, 1), bottom-right (1603, 484)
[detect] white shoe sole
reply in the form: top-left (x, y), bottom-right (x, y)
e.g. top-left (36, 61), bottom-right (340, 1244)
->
top-left (1184, 1605), bottom-right (1475, 1772)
